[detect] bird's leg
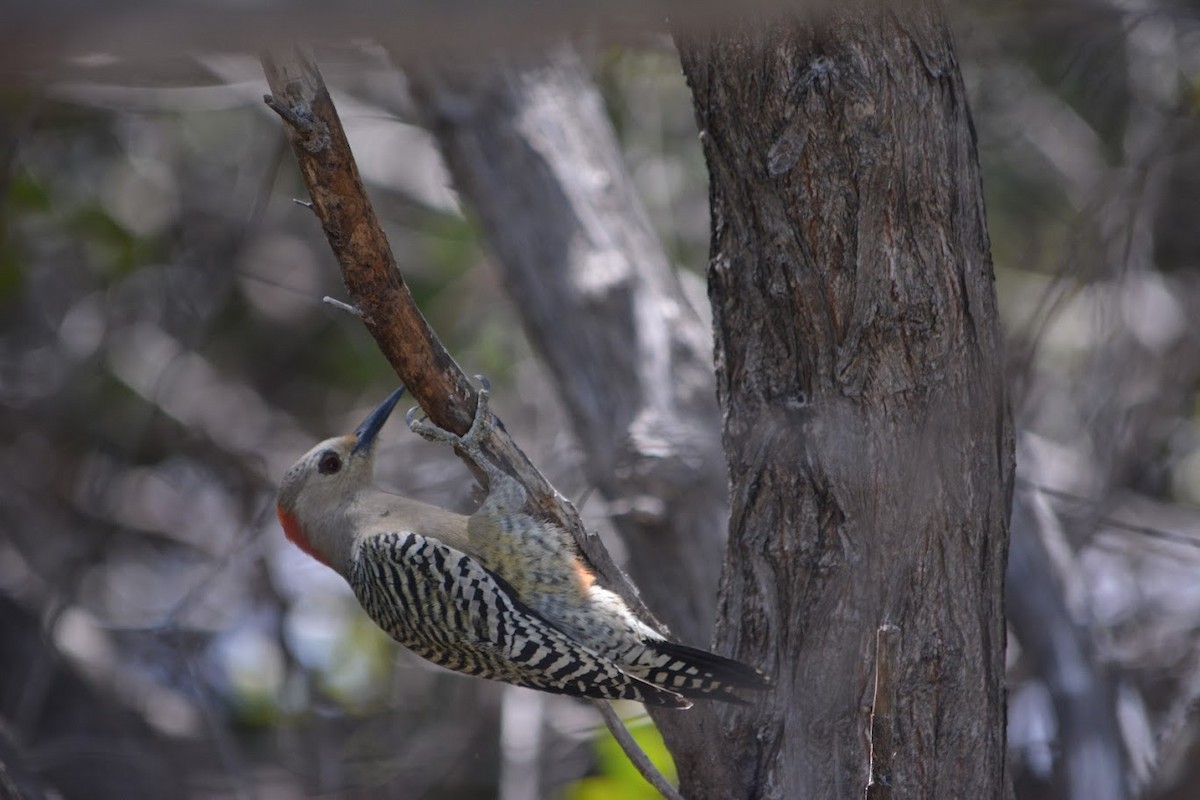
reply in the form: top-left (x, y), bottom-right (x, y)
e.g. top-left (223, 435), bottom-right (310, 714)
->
top-left (406, 375), bottom-right (493, 453)
top-left (406, 377), bottom-right (528, 514)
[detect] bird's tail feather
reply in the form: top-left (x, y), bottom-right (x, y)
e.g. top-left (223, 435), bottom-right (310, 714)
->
top-left (629, 640), bottom-right (771, 703)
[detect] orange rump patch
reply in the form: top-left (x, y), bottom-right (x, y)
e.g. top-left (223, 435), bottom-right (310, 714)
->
top-left (571, 557), bottom-right (595, 591)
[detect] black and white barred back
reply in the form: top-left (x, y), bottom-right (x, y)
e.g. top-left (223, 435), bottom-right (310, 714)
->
top-left (350, 531), bottom-right (690, 708)
top-left (467, 488), bottom-right (770, 703)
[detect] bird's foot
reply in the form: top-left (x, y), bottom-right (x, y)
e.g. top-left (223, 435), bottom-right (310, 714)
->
top-left (407, 376), bottom-right (529, 518)
top-left (406, 375), bottom-right (493, 460)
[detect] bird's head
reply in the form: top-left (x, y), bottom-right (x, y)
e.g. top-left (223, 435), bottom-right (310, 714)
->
top-left (276, 387), bottom-right (406, 572)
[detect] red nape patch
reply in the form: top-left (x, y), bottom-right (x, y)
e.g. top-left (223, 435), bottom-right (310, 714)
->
top-left (277, 505), bottom-right (329, 568)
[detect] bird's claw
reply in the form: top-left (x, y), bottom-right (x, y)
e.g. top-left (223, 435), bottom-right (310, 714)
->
top-left (406, 376), bottom-right (493, 454)
top-left (465, 377), bottom-right (491, 443)
top-left (405, 405), bottom-right (422, 428)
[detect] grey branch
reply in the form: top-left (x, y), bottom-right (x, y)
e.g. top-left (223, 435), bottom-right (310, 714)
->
top-left (592, 700), bottom-right (685, 800)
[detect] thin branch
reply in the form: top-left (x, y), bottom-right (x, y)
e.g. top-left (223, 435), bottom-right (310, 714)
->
top-left (865, 624), bottom-right (900, 800)
top-left (321, 296), bottom-right (362, 317)
top-left (592, 700), bottom-right (685, 800)
top-left (261, 49), bottom-right (467, 425)
top-left (1018, 478), bottom-right (1200, 550)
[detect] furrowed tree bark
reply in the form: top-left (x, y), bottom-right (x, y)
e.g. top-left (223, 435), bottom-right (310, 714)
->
top-left (678, 5), bottom-right (1014, 799)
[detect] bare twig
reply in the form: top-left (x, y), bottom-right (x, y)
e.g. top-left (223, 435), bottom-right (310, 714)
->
top-left (261, 48), bottom-right (471, 428)
top-left (865, 624), bottom-right (900, 800)
top-left (592, 700), bottom-right (685, 800)
top-left (1018, 477), bottom-right (1200, 550)
top-left (321, 296), bottom-right (362, 317)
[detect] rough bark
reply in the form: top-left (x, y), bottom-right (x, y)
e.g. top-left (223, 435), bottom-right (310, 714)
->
top-left (677, 5), bottom-right (1014, 798)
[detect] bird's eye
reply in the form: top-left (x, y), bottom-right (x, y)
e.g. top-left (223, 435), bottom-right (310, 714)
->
top-left (317, 451), bottom-right (342, 475)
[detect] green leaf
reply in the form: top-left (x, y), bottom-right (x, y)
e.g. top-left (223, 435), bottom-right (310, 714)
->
top-left (570, 715), bottom-right (677, 800)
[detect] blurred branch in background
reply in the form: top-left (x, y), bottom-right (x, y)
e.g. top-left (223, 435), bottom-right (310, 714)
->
top-left (1008, 482), bottom-right (1127, 800)
top-left (0, 0), bottom-right (783, 79)
top-left (967, 2), bottom-right (1200, 797)
top-left (1, 0), bottom-right (1200, 797)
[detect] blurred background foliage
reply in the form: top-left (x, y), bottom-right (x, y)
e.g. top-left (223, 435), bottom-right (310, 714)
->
top-left (2, 2), bottom-right (1200, 798)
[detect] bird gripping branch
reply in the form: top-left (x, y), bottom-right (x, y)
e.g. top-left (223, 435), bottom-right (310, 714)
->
top-left (276, 381), bottom-right (769, 706)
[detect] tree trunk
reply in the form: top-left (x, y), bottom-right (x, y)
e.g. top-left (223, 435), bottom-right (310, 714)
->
top-left (677, 5), bottom-right (1014, 798)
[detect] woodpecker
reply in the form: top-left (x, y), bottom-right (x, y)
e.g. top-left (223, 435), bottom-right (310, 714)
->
top-left (277, 380), bottom-right (769, 707)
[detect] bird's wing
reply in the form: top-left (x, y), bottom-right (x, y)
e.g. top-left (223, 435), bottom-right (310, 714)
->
top-left (351, 531), bottom-right (689, 708)
top-left (622, 638), bottom-right (772, 702)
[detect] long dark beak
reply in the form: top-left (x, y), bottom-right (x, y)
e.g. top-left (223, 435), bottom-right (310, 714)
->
top-left (351, 387), bottom-right (406, 456)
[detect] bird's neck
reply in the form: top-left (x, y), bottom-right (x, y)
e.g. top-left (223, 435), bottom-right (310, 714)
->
top-left (278, 493), bottom-right (358, 576)
top-left (277, 503), bottom-right (333, 568)
top-left (281, 489), bottom-right (472, 578)
top-left (351, 491), bottom-right (472, 553)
